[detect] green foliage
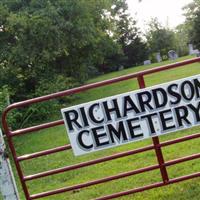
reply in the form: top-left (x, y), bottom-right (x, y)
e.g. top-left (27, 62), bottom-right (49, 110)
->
top-left (0, 0), bottom-right (148, 104)
top-left (0, 85), bottom-right (19, 128)
top-left (174, 24), bottom-right (189, 56)
top-left (0, 0), bottom-right (120, 99)
top-left (0, 0), bottom-right (124, 128)
top-left (111, 0), bottom-right (148, 67)
top-left (183, 0), bottom-right (200, 49)
top-left (124, 37), bottom-right (148, 66)
top-left (146, 18), bottom-right (176, 60)
top-left (16, 75), bottom-right (78, 129)
top-left (0, 86), bottom-right (9, 115)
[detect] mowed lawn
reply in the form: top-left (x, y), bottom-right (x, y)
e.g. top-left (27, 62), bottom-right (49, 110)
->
top-left (9, 55), bottom-right (200, 200)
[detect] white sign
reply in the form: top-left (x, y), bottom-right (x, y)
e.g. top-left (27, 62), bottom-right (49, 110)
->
top-left (61, 74), bottom-right (200, 156)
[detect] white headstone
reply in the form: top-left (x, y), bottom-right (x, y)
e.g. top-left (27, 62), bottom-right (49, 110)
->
top-left (156, 52), bottom-right (162, 62)
top-left (189, 44), bottom-right (200, 56)
top-left (168, 50), bottom-right (178, 60)
top-left (143, 60), bottom-right (151, 65)
top-left (189, 44), bottom-right (194, 55)
top-left (193, 49), bottom-right (200, 56)
top-left (118, 65), bottom-right (124, 71)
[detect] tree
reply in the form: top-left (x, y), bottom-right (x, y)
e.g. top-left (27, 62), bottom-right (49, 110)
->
top-left (0, 0), bottom-right (123, 128)
top-left (124, 37), bottom-right (148, 66)
top-left (183, 0), bottom-right (200, 49)
top-left (0, 0), bottom-right (120, 102)
top-left (111, 0), bottom-right (148, 67)
top-left (145, 18), bottom-right (176, 60)
top-left (174, 23), bottom-right (190, 56)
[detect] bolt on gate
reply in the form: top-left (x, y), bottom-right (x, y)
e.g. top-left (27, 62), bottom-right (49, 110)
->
top-left (2, 57), bottom-right (200, 200)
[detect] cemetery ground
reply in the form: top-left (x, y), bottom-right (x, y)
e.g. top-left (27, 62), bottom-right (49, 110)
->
top-left (8, 55), bottom-right (200, 200)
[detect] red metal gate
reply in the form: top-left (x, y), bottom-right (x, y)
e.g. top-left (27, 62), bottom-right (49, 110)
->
top-left (2, 57), bottom-right (200, 200)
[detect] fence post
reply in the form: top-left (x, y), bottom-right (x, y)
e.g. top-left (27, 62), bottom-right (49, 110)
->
top-left (0, 129), bottom-right (19, 200)
top-left (137, 75), bottom-right (169, 183)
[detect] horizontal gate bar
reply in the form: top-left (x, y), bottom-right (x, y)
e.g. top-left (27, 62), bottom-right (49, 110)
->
top-left (23, 132), bottom-right (200, 181)
top-left (164, 152), bottom-right (200, 167)
top-left (96, 181), bottom-right (165, 200)
top-left (96, 171), bottom-right (200, 200)
top-left (160, 132), bottom-right (200, 147)
top-left (11, 119), bottom-right (64, 137)
top-left (24, 145), bottom-right (154, 181)
top-left (17, 144), bottom-right (71, 161)
top-left (30, 164), bottom-right (160, 199)
top-left (29, 152), bottom-right (200, 200)
top-left (18, 133), bottom-right (200, 181)
top-left (17, 132), bottom-right (200, 162)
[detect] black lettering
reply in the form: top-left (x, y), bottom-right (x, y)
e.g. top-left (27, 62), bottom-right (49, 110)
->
top-left (88, 103), bottom-right (104, 124)
top-left (103, 99), bottom-right (122, 121)
top-left (80, 107), bottom-right (89, 128)
top-left (137, 91), bottom-right (153, 112)
top-left (123, 95), bottom-right (140, 117)
top-left (127, 117), bottom-right (143, 139)
top-left (141, 113), bottom-right (157, 135)
top-left (167, 84), bottom-right (181, 105)
top-left (77, 130), bottom-right (93, 150)
top-left (159, 109), bottom-right (175, 131)
top-left (175, 106), bottom-right (191, 127)
top-left (152, 87), bottom-right (168, 109)
top-left (64, 110), bottom-right (82, 131)
top-left (181, 81), bottom-right (195, 101)
top-left (107, 121), bottom-right (128, 143)
top-left (194, 78), bottom-right (200, 98)
top-left (188, 102), bottom-right (200, 123)
top-left (92, 126), bottom-right (110, 147)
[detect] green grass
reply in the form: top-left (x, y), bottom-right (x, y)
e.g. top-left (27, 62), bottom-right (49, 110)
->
top-left (9, 55), bottom-right (200, 200)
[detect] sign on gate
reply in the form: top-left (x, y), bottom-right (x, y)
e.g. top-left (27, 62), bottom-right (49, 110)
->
top-left (62, 74), bottom-right (200, 156)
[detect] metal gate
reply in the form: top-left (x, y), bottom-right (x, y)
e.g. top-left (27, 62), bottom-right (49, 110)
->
top-left (2, 57), bottom-right (200, 200)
